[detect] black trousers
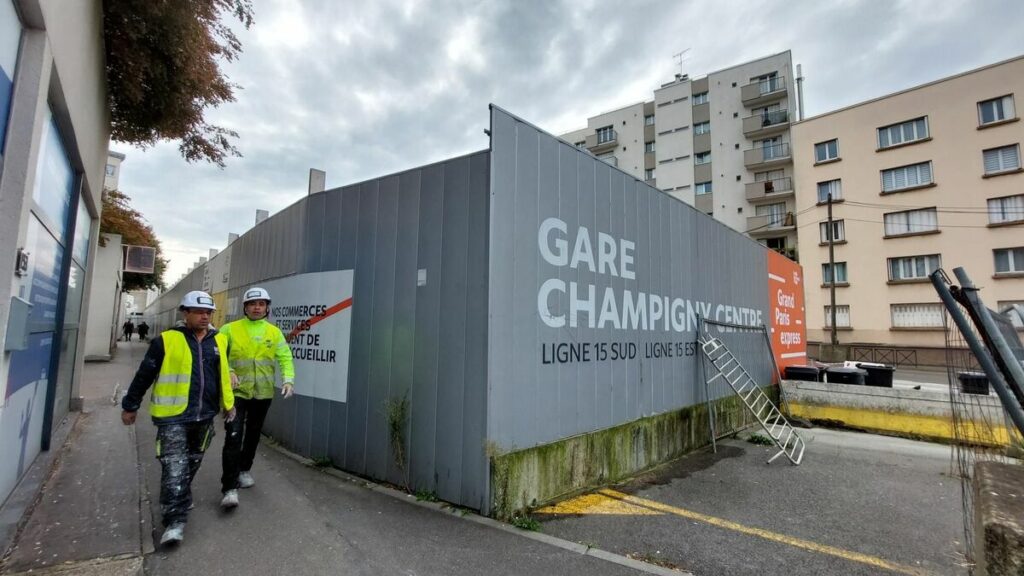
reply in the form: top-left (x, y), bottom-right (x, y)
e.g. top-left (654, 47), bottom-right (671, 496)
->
top-left (156, 421), bottom-right (214, 527)
top-left (221, 397), bottom-right (272, 492)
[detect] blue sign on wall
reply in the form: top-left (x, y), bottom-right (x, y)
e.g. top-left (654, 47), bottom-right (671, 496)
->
top-left (4, 332), bottom-right (51, 400)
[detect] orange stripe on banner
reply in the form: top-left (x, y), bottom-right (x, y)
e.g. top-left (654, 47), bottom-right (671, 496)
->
top-left (285, 297), bottom-right (353, 342)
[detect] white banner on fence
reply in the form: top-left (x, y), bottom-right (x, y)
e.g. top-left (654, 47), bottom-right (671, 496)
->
top-left (260, 270), bottom-right (354, 403)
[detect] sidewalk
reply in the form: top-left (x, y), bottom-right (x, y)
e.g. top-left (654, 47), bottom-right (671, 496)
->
top-left (1, 341), bottom-right (661, 576)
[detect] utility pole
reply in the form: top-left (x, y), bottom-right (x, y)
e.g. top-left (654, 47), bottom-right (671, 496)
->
top-left (827, 192), bottom-right (838, 346)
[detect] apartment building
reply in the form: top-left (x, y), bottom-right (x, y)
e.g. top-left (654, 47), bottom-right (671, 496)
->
top-left (792, 55), bottom-right (1024, 364)
top-left (560, 51), bottom-right (799, 256)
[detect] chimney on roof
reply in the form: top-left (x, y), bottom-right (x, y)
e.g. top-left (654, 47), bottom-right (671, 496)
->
top-left (255, 210), bottom-right (269, 225)
top-left (308, 168), bottom-right (326, 195)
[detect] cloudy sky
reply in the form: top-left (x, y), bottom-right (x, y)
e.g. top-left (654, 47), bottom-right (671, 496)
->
top-left (116, 0), bottom-right (1024, 283)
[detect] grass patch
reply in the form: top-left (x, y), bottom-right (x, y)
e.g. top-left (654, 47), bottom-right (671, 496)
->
top-left (415, 489), bottom-right (439, 502)
top-left (747, 433), bottom-right (774, 446)
top-left (311, 456), bottom-right (333, 468)
top-left (510, 514), bottom-right (541, 531)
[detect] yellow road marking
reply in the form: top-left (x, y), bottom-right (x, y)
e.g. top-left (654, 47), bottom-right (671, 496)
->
top-left (535, 492), bottom-right (663, 516)
top-left (598, 489), bottom-right (933, 576)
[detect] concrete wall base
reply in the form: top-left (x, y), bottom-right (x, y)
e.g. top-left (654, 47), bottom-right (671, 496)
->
top-left (488, 389), bottom-right (774, 519)
top-left (974, 461), bottom-right (1024, 575)
top-left (782, 380), bottom-right (1012, 446)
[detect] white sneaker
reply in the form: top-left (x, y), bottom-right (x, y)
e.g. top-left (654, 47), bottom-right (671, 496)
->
top-left (160, 523), bottom-right (185, 546)
top-left (220, 489), bottom-right (239, 508)
top-left (238, 472), bottom-right (255, 488)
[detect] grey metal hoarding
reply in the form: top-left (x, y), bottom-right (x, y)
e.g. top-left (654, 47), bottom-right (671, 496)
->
top-left (486, 106), bottom-right (772, 452)
top-left (143, 106), bottom-right (783, 512)
top-left (148, 151), bottom-right (492, 510)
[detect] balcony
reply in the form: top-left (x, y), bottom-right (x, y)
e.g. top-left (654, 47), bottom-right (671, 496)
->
top-left (743, 109), bottom-right (790, 138)
top-left (741, 76), bottom-right (787, 107)
top-left (585, 129), bottom-right (618, 154)
top-left (747, 212), bottom-right (796, 238)
top-left (745, 177), bottom-right (794, 203)
top-left (744, 142), bottom-right (791, 169)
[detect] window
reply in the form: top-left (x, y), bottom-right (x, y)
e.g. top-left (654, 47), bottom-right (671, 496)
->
top-left (978, 95), bottom-right (1015, 126)
top-left (999, 301), bottom-right (1024, 329)
top-left (877, 117), bottom-right (929, 149)
top-left (694, 121), bottom-right (711, 135)
top-left (824, 305), bottom-right (851, 328)
top-left (817, 179), bottom-right (842, 203)
top-left (644, 114), bottom-right (655, 126)
top-left (692, 91), bottom-right (708, 105)
top-left (819, 220), bottom-right (845, 243)
top-left (105, 164), bottom-right (116, 176)
top-left (994, 247), bottom-right (1024, 274)
top-left (983, 144), bottom-right (1021, 175)
top-left (881, 161), bottom-right (933, 192)
top-left (574, 141), bottom-right (586, 148)
top-left (764, 237), bottom-right (785, 251)
top-left (988, 194), bottom-right (1024, 224)
top-left (760, 137), bottom-right (787, 160)
top-left (755, 202), bottom-right (787, 227)
top-left (891, 303), bottom-right (944, 328)
top-left (695, 181), bottom-right (712, 195)
top-left (694, 151), bottom-right (711, 165)
top-left (884, 207), bottom-right (937, 236)
top-left (888, 254), bottom-right (941, 281)
top-left (822, 262), bottom-right (848, 284)
top-left (644, 141), bottom-right (655, 153)
top-left (814, 139), bottom-right (839, 163)
top-left (753, 72), bottom-right (782, 95)
top-left (597, 153), bottom-right (616, 166)
top-left (596, 125), bottom-right (615, 144)
top-left (645, 168), bottom-right (655, 181)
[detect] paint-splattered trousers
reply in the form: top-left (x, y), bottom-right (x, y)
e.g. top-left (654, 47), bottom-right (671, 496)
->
top-left (221, 398), bottom-right (272, 492)
top-left (155, 420), bottom-right (215, 527)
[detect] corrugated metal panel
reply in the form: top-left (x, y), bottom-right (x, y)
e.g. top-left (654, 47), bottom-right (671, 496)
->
top-left (145, 151), bottom-right (490, 511)
top-left (487, 106), bottom-right (771, 450)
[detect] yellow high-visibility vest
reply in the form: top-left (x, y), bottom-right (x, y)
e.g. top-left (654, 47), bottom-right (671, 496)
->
top-left (223, 319), bottom-right (294, 400)
top-left (152, 330), bottom-right (234, 418)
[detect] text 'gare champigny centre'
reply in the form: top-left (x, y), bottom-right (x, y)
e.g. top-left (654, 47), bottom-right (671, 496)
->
top-left (145, 106), bottom-right (806, 517)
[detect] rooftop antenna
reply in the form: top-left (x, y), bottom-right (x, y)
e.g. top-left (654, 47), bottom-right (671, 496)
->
top-left (673, 48), bottom-right (691, 80)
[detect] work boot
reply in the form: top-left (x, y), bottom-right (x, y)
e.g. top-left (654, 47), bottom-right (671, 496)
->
top-left (221, 489), bottom-right (239, 508)
top-left (238, 471), bottom-right (255, 488)
top-left (160, 524), bottom-right (185, 546)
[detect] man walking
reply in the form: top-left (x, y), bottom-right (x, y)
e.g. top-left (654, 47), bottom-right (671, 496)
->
top-left (121, 291), bottom-right (235, 546)
top-left (219, 287), bottom-right (294, 508)
top-left (137, 321), bottom-right (150, 341)
top-left (122, 319), bottom-right (134, 342)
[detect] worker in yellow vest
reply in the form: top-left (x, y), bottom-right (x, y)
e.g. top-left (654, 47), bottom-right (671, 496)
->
top-left (121, 291), bottom-right (235, 547)
top-left (219, 286), bottom-right (295, 508)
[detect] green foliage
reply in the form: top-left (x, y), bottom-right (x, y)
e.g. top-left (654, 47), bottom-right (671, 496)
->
top-left (510, 514), bottom-right (541, 531)
top-left (414, 489), bottom-right (439, 503)
top-left (103, 0), bottom-right (254, 167)
top-left (384, 393), bottom-right (410, 491)
top-left (747, 433), bottom-right (774, 446)
top-left (99, 189), bottom-right (167, 291)
top-left (311, 456), bottom-right (333, 468)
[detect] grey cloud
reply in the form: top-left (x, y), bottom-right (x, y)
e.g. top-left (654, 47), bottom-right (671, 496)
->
top-left (115, 0), bottom-right (1024, 282)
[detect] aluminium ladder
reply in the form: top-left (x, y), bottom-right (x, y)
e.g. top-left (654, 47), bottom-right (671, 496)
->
top-left (699, 335), bottom-right (806, 465)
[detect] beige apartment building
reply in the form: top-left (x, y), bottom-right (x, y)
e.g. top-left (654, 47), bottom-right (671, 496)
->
top-left (560, 52), bottom-right (800, 256)
top-left (793, 55), bottom-right (1024, 364)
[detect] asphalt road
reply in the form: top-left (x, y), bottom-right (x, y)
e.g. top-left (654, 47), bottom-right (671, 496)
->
top-left (540, 428), bottom-right (966, 576)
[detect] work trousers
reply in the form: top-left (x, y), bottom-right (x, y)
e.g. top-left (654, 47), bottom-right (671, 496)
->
top-left (155, 420), bottom-right (215, 527)
top-left (221, 397), bottom-right (272, 492)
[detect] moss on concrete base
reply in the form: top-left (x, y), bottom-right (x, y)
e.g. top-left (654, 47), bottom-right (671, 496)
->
top-left (489, 388), bottom-right (775, 519)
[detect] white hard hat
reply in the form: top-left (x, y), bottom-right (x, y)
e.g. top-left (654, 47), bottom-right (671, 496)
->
top-left (179, 290), bottom-right (216, 311)
top-left (243, 287), bottom-right (271, 305)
